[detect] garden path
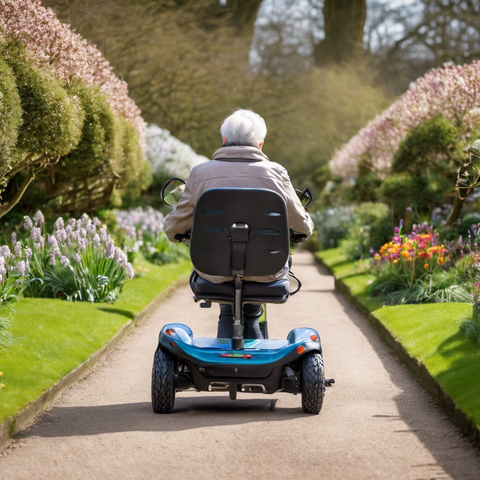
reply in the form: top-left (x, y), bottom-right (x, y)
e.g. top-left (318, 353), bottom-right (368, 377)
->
top-left (1, 252), bottom-right (480, 479)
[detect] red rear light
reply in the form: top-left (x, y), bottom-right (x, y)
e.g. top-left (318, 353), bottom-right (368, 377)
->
top-left (310, 335), bottom-right (318, 341)
top-left (170, 341), bottom-right (177, 347)
top-left (296, 346), bottom-right (305, 354)
top-left (166, 329), bottom-right (175, 336)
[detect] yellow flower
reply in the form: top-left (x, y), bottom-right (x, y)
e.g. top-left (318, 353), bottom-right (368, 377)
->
top-left (424, 263), bottom-right (429, 269)
top-left (0, 384), bottom-right (5, 389)
top-left (393, 259), bottom-right (398, 264)
top-left (0, 371), bottom-right (3, 376)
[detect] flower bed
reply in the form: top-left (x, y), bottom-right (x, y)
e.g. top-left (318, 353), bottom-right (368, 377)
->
top-left (0, 211), bottom-right (134, 308)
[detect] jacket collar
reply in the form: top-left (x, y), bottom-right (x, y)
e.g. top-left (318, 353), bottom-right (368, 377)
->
top-left (212, 146), bottom-right (269, 162)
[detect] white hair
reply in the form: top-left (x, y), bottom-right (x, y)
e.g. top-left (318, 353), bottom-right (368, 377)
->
top-left (220, 109), bottom-right (267, 147)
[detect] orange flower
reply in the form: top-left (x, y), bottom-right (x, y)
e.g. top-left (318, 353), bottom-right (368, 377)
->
top-left (424, 263), bottom-right (429, 269)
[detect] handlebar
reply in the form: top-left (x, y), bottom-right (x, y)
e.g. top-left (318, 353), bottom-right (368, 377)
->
top-left (290, 230), bottom-right (307, 244)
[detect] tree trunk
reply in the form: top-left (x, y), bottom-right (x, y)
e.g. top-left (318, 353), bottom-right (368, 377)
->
top-left (229, 0), bottom-right (263, 38)
top-left (446, 192), bottom-right (465, 226)
top-left (314, 0), bottom-right (366, 65)
top-left (0, 170), bottom-right (36, 219)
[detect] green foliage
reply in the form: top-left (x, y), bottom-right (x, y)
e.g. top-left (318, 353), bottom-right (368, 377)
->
top-left (372, 262), bottom-right (471, 305)
top-left (462, 317), bottom-right (480, 346)
top-left (5, 43), bottom-right (84, 160)
top-left (62, 77), bottom-right (117, 177)
top-left (0, 316), bottom-right (13, 349)
top-left (44, 252), bottom-right (127, 302)
top-left (353, 156), bottom-right (382, 202)
top-left (392, 116), bottom-right (460, 175)
top-left (0, 275), bottom-right (21, 311)
top-left (379, 173), bottom-right (450, 221)
top-left (141, 231), bottom-right (189, 265)
top-left (113, 116), bottom-right (144, 186)
top-left (0, 55), bottom-right (22, 175)
top-left (343, 202), bottom-right (392, 260)
top-left (116, 153), bottom-right (153, 208)
top-left (21, 238), bottom-right (50, 298)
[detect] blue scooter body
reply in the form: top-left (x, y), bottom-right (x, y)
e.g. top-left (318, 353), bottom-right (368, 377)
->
top-left (157, 323), bottom-right (322, 395)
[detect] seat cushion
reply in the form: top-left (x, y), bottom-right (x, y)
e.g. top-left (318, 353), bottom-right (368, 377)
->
top-left (193, 276), bottom-right (290, 299)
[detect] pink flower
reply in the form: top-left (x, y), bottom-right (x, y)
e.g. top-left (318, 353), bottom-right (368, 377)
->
top-left (0, 0), bottom-right (145, 150)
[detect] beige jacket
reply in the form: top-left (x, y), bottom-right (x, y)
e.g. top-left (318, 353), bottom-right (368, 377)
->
top-left (163, 146), bottom-right (314, 283)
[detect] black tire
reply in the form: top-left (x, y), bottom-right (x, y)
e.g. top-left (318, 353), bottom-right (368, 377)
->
top-left (301, 352), bottom-right (325, 414)
top-left (151, 347), bottom-right (175, 413)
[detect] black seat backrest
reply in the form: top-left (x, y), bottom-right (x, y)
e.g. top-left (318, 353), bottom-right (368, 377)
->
top-left (190, 188), bottom-right (290, 277)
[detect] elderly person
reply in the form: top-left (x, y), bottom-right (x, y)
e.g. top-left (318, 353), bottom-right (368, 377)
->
top-left (164, 109), bottom-right (313, 339)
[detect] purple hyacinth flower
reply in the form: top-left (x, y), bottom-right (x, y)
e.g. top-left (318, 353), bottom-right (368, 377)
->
top-left (24, 216), bottom-right (33, 231)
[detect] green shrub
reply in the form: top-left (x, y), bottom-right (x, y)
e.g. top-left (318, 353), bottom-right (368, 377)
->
top-left (0, 55), bottom-right (22, 176)
top-left (62, 77), bottom-right (117, 177)
top-left (379, 173), bottom-right (450, 221)
top-left (5, 43), bottom-right (84, 161)
top-left (392, 116), bottom-right (460, 175)
top-left (343, 202), bottom-right (392, 260)
top-left (113, 116), bottom-right (144, 187)
top-left (352, 155), bottom-right (382, 202)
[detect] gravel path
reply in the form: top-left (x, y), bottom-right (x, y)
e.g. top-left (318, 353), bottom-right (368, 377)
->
top-left (1, 252), bottom-right (480, 479)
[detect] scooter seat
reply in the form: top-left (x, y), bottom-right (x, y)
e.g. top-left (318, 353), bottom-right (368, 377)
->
top-left (192, 275), bottom-right (290, 304)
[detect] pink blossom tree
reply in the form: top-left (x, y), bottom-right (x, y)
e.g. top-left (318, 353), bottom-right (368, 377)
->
top-left (0, 0), bottom-right (146, 216)
top-left (331, 61), bottom-right (480, 178)
top-left (0, 0), bottom-right (144, 146)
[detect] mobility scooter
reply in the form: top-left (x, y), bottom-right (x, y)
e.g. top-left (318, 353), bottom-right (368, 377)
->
top-left (152, 180), bottom-right (327, 414)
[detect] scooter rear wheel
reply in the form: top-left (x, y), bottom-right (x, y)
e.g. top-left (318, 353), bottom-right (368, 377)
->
top-left (301, 352), bottom-right (325, 414)
top-left (151, 346), bottom-right (175, 413)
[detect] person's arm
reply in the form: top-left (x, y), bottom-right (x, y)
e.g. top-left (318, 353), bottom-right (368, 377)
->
top-left (281, 171), bottom-right (314, 238)
top-left (163, 171), bottom-right (196, 242)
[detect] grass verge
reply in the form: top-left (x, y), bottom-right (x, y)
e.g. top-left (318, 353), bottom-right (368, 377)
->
top-left (0, 260), bottom-right (191, 425)
top-left (316, 248), bottom-right (480, 434)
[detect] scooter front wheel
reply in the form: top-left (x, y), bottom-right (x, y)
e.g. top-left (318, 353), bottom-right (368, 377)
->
top-left (301, 352), bottom-right (325, 414)
top-left (152, 346), bottom-right (175, 413)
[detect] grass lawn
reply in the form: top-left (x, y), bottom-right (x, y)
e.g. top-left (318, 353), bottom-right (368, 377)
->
top-left (316, 248), bottom-right (480, 430)
top-left (0, 260), bottom-right (191, 425)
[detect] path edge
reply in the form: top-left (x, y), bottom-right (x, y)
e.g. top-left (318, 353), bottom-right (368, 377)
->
top-left (0, 274), bottom-right (190, 453)
top-left (315, 256), bottom-right (480, 450)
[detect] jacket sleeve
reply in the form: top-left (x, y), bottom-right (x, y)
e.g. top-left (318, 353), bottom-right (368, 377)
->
top-left (281, 170), bottom-right (314, 238)
top-left (163, 171), bottom-right (196, 242)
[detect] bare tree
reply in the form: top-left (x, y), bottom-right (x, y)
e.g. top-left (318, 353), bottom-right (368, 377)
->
top-left (366, 0), bottom-right (480, 93)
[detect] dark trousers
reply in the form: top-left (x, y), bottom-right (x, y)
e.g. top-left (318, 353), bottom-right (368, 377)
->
top-left (217, 303), bottom-right (264, 339)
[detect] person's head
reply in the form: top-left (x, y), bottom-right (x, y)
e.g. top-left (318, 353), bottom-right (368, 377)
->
top-left (220, 109), bottom-right (267, 150)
